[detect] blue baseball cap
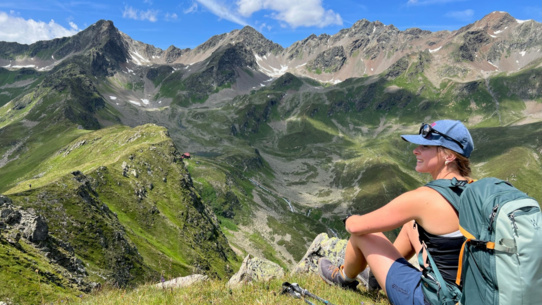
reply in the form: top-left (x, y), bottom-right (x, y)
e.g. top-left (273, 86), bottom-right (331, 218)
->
top-left (401, 120), bottom-right (474, 157)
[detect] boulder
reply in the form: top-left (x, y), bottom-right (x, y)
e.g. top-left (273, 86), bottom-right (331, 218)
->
top-left (0, 196), bottom-right (49, 243)
top-left (292, 232), bottom-right (348, 274)
top-left (156, 274), bottom-right (208, 288)
top-left (19, 212), bottom-right (48, 243)
top-left (227, 254), bottom-right (284, 288)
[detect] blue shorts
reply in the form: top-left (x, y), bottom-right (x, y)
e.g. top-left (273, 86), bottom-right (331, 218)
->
top-left (385, 258), bottom-right (429, 305)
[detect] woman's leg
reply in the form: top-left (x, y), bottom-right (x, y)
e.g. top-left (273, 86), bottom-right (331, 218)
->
top-left (343, 232), bottom-right (403, 294)
top-left (393, 220), bottom-right (422, 261)
top-left (319, 226), bottom-right (426, 304)
top-left (319, 223), bottom-right (423, 289)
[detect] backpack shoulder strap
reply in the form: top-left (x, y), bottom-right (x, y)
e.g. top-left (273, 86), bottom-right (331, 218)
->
top-left (424, 178), bottom-right (468, 211)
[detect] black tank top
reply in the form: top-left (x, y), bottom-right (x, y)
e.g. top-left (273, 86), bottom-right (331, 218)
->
top-left (416, 223), bottom-right (464, 285)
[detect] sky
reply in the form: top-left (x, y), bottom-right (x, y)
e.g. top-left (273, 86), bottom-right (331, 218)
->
top-left (0, 0), bottom-right (540, 50)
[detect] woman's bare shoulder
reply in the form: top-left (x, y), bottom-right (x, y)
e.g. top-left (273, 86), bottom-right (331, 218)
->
top-left (393, 186), bottom-right (440, 203)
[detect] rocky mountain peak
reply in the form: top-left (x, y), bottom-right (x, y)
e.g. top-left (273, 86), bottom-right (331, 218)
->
top-left (231, 26), bottom-right (284, 56)
top-left (63, 19), bottom-right (122, 51)
top-left (39, 18), bottom-right (128, 69)
top-left (348, 19), bottom-right (378, 36)
top-left (473, 11), bottom-right (517, 31)
top-left (237, 25), bottom-right (262, 37)
top-left (91, 19), bottom-right (116, 34)
top-left (164, 45), bottom-right (184, 63)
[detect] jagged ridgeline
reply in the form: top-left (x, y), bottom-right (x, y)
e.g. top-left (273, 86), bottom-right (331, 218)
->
top-left (1, 125), bottom-right (238, 304)
top-left (1, 11), bottom-right (542, 304)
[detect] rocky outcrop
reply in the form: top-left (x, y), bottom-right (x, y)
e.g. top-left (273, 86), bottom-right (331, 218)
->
top-left (0, 195), bottom-right (95, 292)
top-left (459, 30), bottom-right (491, 61)
top-left (184, 43), bottom-right (257, 100)
top-left (307, 46), bottom-right (347, 73)
top-left (1, 195), bottom-right (48, 243)
top-left (164, 45), bottom-right (184, 63)
top-left (227, 254), bottom-right (285, 288)
top-left (292, 233), bottom-right (348, 274)
top-left (156, 274), bottom-right (208, 288)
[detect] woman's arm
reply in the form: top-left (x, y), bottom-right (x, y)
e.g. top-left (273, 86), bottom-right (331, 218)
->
top-left (345, 187), bottom-right (430, 235)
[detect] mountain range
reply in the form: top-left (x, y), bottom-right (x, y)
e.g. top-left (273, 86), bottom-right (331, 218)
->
top-left (1, 10), bottom-right (541, 303)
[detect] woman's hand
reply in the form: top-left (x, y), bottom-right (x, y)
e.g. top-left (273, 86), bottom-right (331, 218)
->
top-left (345, 215), bottom-right (359, 235)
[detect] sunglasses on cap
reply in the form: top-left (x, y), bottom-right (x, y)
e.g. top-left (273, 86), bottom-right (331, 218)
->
top-left (419, 123), bottom-right (464, 149)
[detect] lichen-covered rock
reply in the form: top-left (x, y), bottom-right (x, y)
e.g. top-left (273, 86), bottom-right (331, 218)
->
top-left (292, 233), bottom-right (348, 274)
top-left (19, 212), bottom-right (48, 242)
top-left (227, 254), bottom-right (284, 288)
top-left (155, 274), bottom-right (208, 288)
top-left (1, 197), bottom-right (48, 243)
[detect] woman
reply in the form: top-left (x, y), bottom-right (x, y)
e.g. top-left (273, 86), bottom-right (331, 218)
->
top-left (318, 120), bottom-right (474, 305)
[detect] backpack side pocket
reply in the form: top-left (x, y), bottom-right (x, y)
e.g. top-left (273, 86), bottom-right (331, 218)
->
top-left (494, 199), bottom-right (542, 305)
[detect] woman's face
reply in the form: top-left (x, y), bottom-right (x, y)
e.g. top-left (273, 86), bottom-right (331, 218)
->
top-left (413, 145), bottom-right (443, 174)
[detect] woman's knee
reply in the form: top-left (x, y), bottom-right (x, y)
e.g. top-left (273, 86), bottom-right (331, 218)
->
top-left (349, 232), bottom-right (390, 252)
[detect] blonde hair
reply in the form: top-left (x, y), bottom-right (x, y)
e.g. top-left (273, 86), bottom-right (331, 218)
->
top-left (439, 147), bottom-right (472, 178)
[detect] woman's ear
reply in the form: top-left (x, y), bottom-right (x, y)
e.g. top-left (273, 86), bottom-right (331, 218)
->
top-left (439, 148), bottom-right (456, 165)
top-left (444, 153), bottom-right (456, 165)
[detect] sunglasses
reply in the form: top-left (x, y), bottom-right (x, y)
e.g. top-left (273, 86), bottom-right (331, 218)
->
top-left (419, 123), bottom-right (464, 149)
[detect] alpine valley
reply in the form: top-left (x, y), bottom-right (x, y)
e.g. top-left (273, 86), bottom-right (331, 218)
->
top-left (1, 10), bottom-right (541, 303)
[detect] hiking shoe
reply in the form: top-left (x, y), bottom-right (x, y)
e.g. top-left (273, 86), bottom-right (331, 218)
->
top-left (318, 257), bottom-right (359, 291)
top-left (357, 267), bottom-right (381, 292)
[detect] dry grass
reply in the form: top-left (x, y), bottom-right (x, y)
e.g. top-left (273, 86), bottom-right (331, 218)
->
top-left (73, 273), bottom-right (391, 305)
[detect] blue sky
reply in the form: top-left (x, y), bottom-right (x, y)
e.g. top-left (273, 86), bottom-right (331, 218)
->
top-left (0, 1), bottom-right (540, 50)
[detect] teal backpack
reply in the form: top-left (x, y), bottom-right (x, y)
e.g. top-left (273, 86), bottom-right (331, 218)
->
top-left (426, 177), bottom-right (542, 305)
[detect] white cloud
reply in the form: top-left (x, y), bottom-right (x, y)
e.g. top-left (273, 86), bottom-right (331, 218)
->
top-left (184, 3), bottom-right (199, 14)
top-left (407, 0), bottom-right (466, 5)
top-left (195, 0), bottom-right (341, 28)
top-left (122, 5), bottom-right (158, 22)
top-left (69, 21), bottom-right (79, 31)
top-left (445, 9), bottom-right (474, 21)
top-left (237, 0), bottom-right (342, 28)
top-left (195, 0), bottom-right (247, 26)
top-left (165, 12), bottom-right (178, 21)
top-left (0, 11), bottom-right (79, 44)
top-left (237, 0), bottom-right (263, 16)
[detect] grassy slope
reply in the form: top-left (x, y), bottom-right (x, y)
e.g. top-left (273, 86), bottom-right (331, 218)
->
top-left (77, 272), bottom-right (391, 305)
top-left (2, 124), bottom-right (240, 304)
top-left (0, 237), bottom-right (82, 304)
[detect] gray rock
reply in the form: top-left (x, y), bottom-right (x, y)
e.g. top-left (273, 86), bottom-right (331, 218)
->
top-left (0, 196), bottom-right (48, 243)
top-left (155, 274), bottom-right (208, 288)
top-left (19, 213), bottom-right (48, 242)
top-left (227, 254), bottom-right (285, 288)
top-left (307, 46), bottom-right (347, 73)
top-left (0, 208), bottom-right (22, 225)
top-left (292, 233), bottom-right (348, 274)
